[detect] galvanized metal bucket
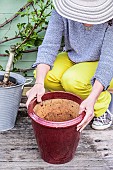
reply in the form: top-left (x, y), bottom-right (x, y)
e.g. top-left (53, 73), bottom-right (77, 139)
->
top-left (0, 71), bottom-right (32, 131)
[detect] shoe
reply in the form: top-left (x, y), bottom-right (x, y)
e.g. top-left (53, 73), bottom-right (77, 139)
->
top-left (91, 109), bottom-right (113, 130)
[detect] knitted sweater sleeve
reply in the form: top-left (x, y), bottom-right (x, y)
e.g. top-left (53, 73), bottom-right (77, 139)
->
top-left (33, 10), bottom-right (64, 67)
top-left (91, 24), bottom-right (113, 90)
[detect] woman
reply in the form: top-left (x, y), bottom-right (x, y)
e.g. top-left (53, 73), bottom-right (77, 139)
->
top-left (26, 0), bottom-right (113, 131)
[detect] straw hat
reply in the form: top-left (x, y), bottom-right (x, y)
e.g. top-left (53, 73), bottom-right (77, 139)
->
top-left (52, 0), bottom-right (113, 24)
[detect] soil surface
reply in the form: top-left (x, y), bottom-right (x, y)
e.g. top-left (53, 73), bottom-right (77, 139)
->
top-left (0, 80), bottom-right (16, 87)
top-left (34, 98), bottom-right (80, 122)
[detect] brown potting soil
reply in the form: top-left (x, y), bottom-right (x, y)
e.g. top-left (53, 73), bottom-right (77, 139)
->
top-left (0, 81), bottom-right (16, 87)
top-left (33, 99), bottom-right (80, 122)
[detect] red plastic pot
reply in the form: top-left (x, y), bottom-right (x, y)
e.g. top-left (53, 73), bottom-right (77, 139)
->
top-left (28, 91), bottom-right (85, 164)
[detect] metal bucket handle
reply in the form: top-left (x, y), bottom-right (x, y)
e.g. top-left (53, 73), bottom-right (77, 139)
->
top-left (24, 78), bottom-right (33, 85)
top-left (22, 78), bottom-right (33, 89)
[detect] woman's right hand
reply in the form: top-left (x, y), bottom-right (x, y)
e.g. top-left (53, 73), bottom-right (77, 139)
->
top-left (26, 83), bottom-right (45, 108)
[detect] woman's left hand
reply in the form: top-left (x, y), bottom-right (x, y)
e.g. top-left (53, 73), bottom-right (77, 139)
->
top-left (77, 80), bottom-right (104, 132)
top-left (77, 97), bottom-right (95, 132)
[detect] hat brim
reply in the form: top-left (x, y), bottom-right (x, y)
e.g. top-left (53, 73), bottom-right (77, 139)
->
top-left (53, 0), bottom-right (113, 24)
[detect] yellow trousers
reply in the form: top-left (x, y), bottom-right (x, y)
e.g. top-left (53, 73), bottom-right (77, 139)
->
top-left (34, 52), bottom-right (113, 117)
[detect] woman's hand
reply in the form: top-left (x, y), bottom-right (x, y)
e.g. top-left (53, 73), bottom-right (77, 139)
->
top-left (77, 80), bottom-right (104, 132)
top-left (26, 83), bottom-right (45, 108)
top-left (77, 97), bottom-right (95, 132)
top-left (26, 64), bottom-right (50, 108)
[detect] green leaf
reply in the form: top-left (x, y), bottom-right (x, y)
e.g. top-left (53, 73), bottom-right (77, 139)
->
top-left (5, 50), bottom-right (9, 54)
top-left (33, 0), bottom-right (37, 4)
top-left (0, 65), bottom-right (3, 71)
top-left (27, 0), bottom-right (33, 3)
top-left (1, 0), bottom-right (53, 71)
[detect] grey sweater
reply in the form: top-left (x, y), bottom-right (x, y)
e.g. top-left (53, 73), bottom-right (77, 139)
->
top-left (33, 10), bottom-right (113, 90)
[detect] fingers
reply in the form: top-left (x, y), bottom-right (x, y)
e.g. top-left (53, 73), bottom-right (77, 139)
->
top-left (77, 111), bottom-right (94, 132)
top-left (26, 86), bottom-right (45, 108)
top-left (26, 92), bottom-right (35, 108)
top-left (26, 99), bottom-right (31, 109)
top-left (77, 99), bottom-right (95, 132)
top-left (79, 105), bottom-right (86, 115)
top-left (26, 94), bottom-right (43, 108)
top-left (26, 88), bottom-right (37, 108)
top-left (26, 90), bottom-right (30, 97)
top-left (36, 93), bottom-right (42, 103)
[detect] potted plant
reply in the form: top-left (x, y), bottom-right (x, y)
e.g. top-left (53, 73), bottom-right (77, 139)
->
top-left (0, 0), bottom-right (53, 131)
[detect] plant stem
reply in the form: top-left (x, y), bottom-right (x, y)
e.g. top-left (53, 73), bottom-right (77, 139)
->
top-left (3, 45), bottom-right (16, 84)
top-left (0, 2), bottom-right (32, 28)
top-left (0, 48), bottom-right (38, 57)
top-left (0, 25), bottom-right (47, 45)
top-left (0, 36), bottom-right (21, 45)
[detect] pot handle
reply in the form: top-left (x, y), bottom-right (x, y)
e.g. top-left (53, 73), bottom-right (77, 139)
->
top-left (24, 78), bottom-right (33, 85)
top-left (21, 78), bottom-right (33, 90)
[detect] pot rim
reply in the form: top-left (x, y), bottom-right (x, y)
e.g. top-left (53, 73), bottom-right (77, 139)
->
top-left (0, 72), bottom-right (26, 89)
top-left (28, 91), bottom-right (86, 128)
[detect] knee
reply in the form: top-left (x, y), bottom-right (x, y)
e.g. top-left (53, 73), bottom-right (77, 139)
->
top-left (44, 71), bottom-right (62, 91)
top-left (61, 73), bottom-right (80, 92)
top-left (61, 73), bottom-right (74, 90)
top-left (61, 72), bottom-right (91, 99)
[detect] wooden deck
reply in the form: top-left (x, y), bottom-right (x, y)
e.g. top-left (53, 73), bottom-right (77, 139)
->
top-left (0, 107), bottom-right (113, 170)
